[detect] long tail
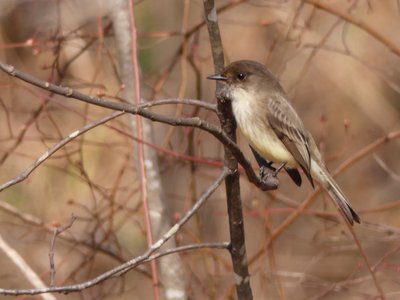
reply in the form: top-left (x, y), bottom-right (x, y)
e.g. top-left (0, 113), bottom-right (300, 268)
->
top-left (311, 160), bottom-right (361, 225)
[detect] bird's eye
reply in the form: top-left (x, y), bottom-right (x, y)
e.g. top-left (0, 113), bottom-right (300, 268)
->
top-left (236, 72), bottom-right (247, 81)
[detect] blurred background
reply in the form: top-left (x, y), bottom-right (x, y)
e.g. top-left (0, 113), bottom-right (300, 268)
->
top-left (0, 0), bottom-right (399, 299)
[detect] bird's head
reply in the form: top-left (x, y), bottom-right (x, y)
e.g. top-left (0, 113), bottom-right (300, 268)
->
top-left (207, 60), bottom-right (280, 101)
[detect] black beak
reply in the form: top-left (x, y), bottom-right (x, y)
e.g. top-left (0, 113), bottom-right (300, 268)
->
top-left (207, 73), bottom-right (227, 81)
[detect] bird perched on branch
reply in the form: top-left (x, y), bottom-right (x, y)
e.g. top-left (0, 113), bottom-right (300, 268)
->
top-left (208, 60), bottom-right (360, 225)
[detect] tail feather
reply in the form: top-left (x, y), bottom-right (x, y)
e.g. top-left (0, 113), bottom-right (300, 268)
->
top-left (311, 160), bottom-right (360, 225)
top-left (325, 179), bottom-right (361, 225)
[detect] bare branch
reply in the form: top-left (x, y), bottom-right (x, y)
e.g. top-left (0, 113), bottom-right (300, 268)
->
top-left (48, 214), bottom-right (77, 287)
top-left (203, 1), bottom-right (259, 299)
top-left (0, 168), bottom-right (230, 296)
top-left (0, 234), bottom-right (56, 300)
top-left (0, 111), bottom-right (124, 192)
top-left (0, 61), bottom-right (275, 192)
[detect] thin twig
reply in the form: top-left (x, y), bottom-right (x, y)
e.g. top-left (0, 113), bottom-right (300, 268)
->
top-left (0, 61), bottom-right (276, 192)
top-left (344, 220), bottom-right (386, 300)
top-left (161, 0), bottom-right (191, 147)
top-left (0, 111), bottom-right (124, 192)
top-left (49, 214), bottom-right (77, 286)
top-left (304, 0), bottom-right (400, 57)
top-left (127, 1), bottom-right (160, 298)
top-left (249, 130), bottom-right (400, 273)
top-left (0, 168), bottom-right (230, 296)
top-left (0, 234), bottom-right (56, 300)
top-left (144, 242), bottom-right (229, 262)
top-left (373, 154), bottom-right (400, 183)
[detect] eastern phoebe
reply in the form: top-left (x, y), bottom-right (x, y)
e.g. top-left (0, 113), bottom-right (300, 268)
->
top-left (208, 60), bottom-right (360, 225)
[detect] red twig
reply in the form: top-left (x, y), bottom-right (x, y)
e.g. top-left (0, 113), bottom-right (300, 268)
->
top-left (127, 1), bottom-right (160, 299)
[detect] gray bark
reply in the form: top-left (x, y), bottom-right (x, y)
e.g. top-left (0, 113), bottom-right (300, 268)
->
top-left (107, 1), bottom-right (187, 299)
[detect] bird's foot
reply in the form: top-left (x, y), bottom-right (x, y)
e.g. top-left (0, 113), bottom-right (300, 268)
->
top-left (259, 165), bottom-right (274, 179)
top-left (258, 163), bottom-right (287, 190)
top-left (259, 166), bottom-right (279, 190)
top-left (259, 162), bottom-right (286, 179)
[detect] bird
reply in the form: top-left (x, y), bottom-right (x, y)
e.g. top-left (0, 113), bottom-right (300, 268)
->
top-left (208, 60), bottom-right (360, 225)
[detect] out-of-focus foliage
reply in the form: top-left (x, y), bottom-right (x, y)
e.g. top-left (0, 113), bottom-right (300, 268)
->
top-left (0, 0), bottom-right (399, 299)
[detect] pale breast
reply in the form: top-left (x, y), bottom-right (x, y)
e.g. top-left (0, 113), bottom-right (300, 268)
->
top-left (231, 87), bottom-right (297, 167)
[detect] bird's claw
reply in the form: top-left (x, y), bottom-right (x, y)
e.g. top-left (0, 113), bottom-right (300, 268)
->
top-left (259, 165), bottom-right (274, 179)
top-left (260, 162), bottom-right (286, 179)
top-left (259, 166), bottom-right (279, 190)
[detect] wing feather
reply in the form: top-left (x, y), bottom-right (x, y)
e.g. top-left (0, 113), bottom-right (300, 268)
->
top-left (267, 94), bottom-right (314, 187)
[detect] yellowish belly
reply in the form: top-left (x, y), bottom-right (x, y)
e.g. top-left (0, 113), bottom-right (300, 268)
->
top-left (230, 87), bottom-right (297, 167)
top-left (238, 120), bottom-right (297, 167)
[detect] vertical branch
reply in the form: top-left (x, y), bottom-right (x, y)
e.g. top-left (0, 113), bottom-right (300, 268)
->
top-left (203, 1), bottom-right (253, 299)
top-left (108, 1), bottom-right (187, 299)
top-left (127, 2), bottom-right (160, 299)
